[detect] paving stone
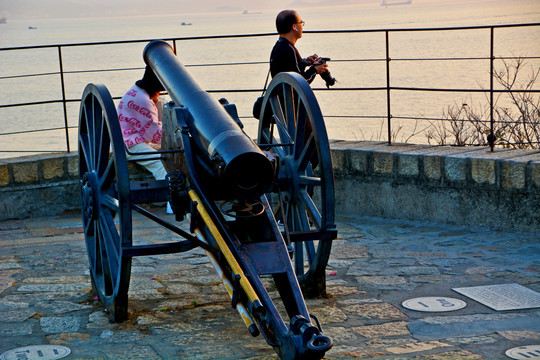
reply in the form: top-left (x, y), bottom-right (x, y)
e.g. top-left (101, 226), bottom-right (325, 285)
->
top-left (345, 302), bottom-right (407, 320)
top-left (309, 306), bottom-right (348, 324)
top-left (326, 347), bottom-right (387, 359)
top-left (385, 340), bottom-right (450, 354)
top-left (128, 288), bottom-right (163, 300)
top-left (327, 286), bottom-right (363, 297)
top-left (338, 298), bottom-right (382, 306)
top-left (17, 283), bottom-right (90, 292)
top-left (464, 266), bottom-right (503, 275)
top-left (46, 332), bottom-right (92, 345)
top-left (0, 322), bottom-right (33, 336)
top-left (129, 278), bottom-right (163, 290)
top-left (328, 259), bottom-right (356, 268)
top-left (36, 300), bottom-right (93, 314)
top-left (325, 326), bottom-right (361, 344)
top-left (0, 309), bottom-right (36, 322)
top-left (0, 262), bottom-right (22, 270)
top-left (364, 337), bottom-right (415, 348)
top-left (165, 283), bottom-right (201, 295)
top-left (395, 266), bottom-right (440, 276)
top-left (408, 313), bottom-right (540, 340)
top-left (101, 345), bottom-right (162, 360)
top-left (86, 311), bottom-right (117, 330)
top-left (421, 349), bottom-right (484, 359)
top-left (353, 321), bottom-right (411, 338)
top-left (186, 256), bottom-right (211, 265)
top-left (0, 270), bottom-right (18, 294)
top-left (497, 330), bottom-right (540, 341)
top-left (0, 300), bottom-right (29, 311)
top-left (98, 329), bottom-right (145, 344)
top-left (40, 316), bottom-right (82, 333)
top-left (356, 275), bottom-right (415, 290)
top-left (445, 335), bottom-right (498, 344)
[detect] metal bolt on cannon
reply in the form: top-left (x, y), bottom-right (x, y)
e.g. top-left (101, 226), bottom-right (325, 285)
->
top-left (78, 39), bottom-right (337, 360)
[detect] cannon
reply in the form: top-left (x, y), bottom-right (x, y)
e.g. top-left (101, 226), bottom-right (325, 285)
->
top-left (78, 40), bottom-right (337, 360)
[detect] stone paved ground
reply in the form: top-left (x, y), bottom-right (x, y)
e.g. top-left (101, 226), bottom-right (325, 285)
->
top-left (0, 208), bottom-right (539, 359)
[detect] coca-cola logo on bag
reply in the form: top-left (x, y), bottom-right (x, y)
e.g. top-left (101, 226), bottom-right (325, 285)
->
top-left (152, 130), bottom-right (162, 143)
top-left (128, 101), bottom-right (152, 119)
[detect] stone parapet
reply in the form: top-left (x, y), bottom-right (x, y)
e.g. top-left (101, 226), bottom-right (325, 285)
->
top-left (0, 152), bottom-right (152, 221)
top-left (330, 141), bottom-right (539, 233)
top-left (1, 142), bottom-right (538, 232)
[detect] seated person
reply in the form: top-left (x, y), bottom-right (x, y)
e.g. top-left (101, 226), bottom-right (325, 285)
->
top-left (117, 66), bottom-right (172, 213)
top-left (117, 65), bottom-right (167, 181)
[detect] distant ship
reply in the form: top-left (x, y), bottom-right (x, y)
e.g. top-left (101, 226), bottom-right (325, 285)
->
top-left (0, 17), bottom-right (7, 24)
top-left (382, 0), bottom-right (412, 6)
top-left (242, 10), bottom-right (262, 15)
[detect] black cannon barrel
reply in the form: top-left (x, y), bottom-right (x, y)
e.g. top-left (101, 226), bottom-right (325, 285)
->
top-left (143, 40), bottom-right (273, 197)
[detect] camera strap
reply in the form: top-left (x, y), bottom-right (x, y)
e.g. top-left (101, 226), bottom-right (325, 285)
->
top-left (261, 69), bottom-right (271, 96)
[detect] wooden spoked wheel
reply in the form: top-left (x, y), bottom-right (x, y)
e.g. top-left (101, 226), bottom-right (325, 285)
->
top-left (78, 83), bottom-right (132, 321)
top-left (257, 72), bottom-right (335, 297)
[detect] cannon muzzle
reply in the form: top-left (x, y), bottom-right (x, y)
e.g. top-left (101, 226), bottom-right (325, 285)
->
top-left (143, 40), bottom-right (273, 197)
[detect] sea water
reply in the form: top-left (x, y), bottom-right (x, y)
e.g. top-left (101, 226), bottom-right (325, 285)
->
top-left (0, 0), bottom-right (539, 157)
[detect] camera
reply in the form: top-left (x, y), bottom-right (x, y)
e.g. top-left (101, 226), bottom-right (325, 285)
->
top-left (314, 57), bottom-right (336, 88)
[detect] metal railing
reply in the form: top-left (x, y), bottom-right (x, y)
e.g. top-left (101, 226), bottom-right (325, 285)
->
top-left (1, 23), bottom-right (539, 156)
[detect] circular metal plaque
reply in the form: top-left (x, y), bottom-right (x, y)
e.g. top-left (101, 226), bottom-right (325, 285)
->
top-left (402, 297), bottom-right (466, 312)
top-left (505, 345), bottom-right (540, 360)
top-left (0, 345), bottom-right (71, 360)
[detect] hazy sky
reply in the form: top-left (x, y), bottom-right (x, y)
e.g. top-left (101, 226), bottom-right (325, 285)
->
top-left (0, 0), bottom-right (376, 19)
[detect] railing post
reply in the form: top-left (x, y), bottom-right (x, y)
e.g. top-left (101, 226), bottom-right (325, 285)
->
top-left (385, 30), bottom-right (392, 145)
top-left (58, 46), bottom-right (70, 152)
top-left (489, 27), bottom-right (495, 152)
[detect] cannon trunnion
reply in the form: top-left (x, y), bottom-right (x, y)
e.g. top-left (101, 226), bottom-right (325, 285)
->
top-left (78, 40), bottom-right (337, 360)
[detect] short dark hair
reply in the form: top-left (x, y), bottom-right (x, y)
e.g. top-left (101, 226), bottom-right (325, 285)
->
top-left (276, 10), bottom-right (298, 34)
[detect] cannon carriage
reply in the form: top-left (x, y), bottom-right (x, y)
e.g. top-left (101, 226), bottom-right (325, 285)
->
top-left (78, 40), bottom-right (337, 360)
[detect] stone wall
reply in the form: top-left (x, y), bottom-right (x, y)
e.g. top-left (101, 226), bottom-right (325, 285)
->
top-left (1, 142), bottom-right (538, 233)
top-left (331, 141), bottom-right (539, 234)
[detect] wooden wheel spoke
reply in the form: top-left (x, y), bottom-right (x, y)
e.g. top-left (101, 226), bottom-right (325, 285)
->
top-left (304, 240), bottom-right (316, 266)
top-left (83, 103), bottom-right (95, 169)
top-left (272, 115), bottom-right (294, 149)
top-left (94, 220), bottom-right (103, 276)
top-left (296, 131), bottom-right (316, 172)
top-left (101, 193), bottom-right (120, 212)
top-left (79, 133), bottom-right (93, 173)
top-left (299, 190), bottom-right (322, 229)
top-left (283, 85), bottom-right (296, 136)
top-left (98, 212), bottom-right (121, 269)
top-left (100, 156), bottom-right (116, 190)
top-left (91, 97), bottom-right (103, 170)
top-left (96, 116), bottom-right (110, 177)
